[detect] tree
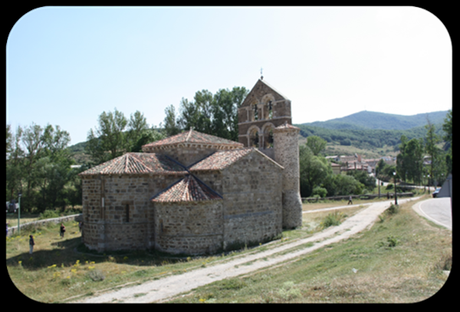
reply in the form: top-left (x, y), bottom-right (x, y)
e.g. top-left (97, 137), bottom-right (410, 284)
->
top-left (163, 104), bottom-right (181, 137)
top-left (376, 159), bottom-right (396, 182)
top-left (212, 87), bottom-right (249, 141)
top-left (21, 123), bottom-right (45, 212)
top-left (6, 123), bottom-right (76, 213)
top-left (396, 135), bottom-right (424, 185)
top-left (177, 97), bottom-right (200, 131)
top-left (6, 125), bottom-right (25, 201)
top-left (442, 109), bottom-right (452, 174)
top-left (306, 135), bottom-right (327, 156)
top-left (176, 87), bottom-right (248, 141)
top-left (442, 109), bottom-right (452, 149)
top-left (396, 135), bottom-right (409, 182)
top-left (404, 138), bottom-right (424, 185)
top-left (26, 124), bottom-right (76, 212)
top-left (346, 170), bottom-right (376, 192)
top-left (86, 108), bottom-right (128, 165)
top-left (424, 119), bottom-right (444, 186)
top-left (299, 144), bottom-right (331, 197)
top-left (326, 174), bottom-right (364, 196)
top-left (126, 110), bottom-right (149, 152)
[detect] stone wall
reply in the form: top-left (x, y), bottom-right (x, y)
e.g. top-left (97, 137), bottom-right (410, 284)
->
top-left (80, 148), bottom-right (287, 255)
top-left (153, 200), bottom-right (223, 255)
top-left (193, 171), bottom-right (223, 195)
top-left (273, 127), bottom-right (303, 229)
top-left (221, 150), bottom-right (283, 249)
top-left (81, 174), bottom-right (185, 252)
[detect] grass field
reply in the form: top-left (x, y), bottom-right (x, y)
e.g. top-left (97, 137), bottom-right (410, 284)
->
top-left (168, 196), bottom-right (452, 303)
top-left (6, 196), bottom-right (451, 303)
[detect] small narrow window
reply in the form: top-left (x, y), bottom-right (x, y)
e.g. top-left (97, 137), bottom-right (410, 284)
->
top-left (125, 204), bottom-right (130, 223)
top-left (268, 101), bottom-right (273, 119)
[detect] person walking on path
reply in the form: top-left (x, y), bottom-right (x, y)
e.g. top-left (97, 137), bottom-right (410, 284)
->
top-left (60, 223), bottom-right (66, 238)
top-left (29, 235), bottom-right (35, 254)
top-left (348, 195), bottom-right (353, 205)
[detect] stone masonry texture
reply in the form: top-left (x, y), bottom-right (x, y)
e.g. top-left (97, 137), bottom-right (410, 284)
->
top-left (79, 78), bottom-right (302, 255)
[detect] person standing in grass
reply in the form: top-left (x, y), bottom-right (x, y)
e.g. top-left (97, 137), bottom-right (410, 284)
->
top-left (60, 223), bottom-right (66, 238)
top-left (348, 195), bottom-right (353, 205)
top-left (29, 235), bottom-right (35, 254)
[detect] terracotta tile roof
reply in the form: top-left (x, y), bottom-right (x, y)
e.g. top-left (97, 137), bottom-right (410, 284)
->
top-left (188, 148), bottom-right (253, 171)
top-left (151, 175), bottom-right (222, 202)
top-left (79, 153), bottom-right (187, 176)
top-left (142, 128), bottom-right (243, 151)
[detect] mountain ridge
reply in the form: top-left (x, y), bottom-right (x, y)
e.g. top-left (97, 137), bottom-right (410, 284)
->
top-left (301, 110), bottom-right (449, 131)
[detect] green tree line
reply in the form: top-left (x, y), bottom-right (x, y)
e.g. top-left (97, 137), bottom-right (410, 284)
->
top-left (299, 136), bottom-right (376, 198)
top-left (6, 124), bottom-right (82, 213)
top-left (162, 87), bottom-right (249, 140)
top-left (85, 109), bottom-right (164, 165)
top-left (395, 112), bottom-right (452, 188)
top-left (300, 110), bottom-right (452, 197)
top-left (296, 122), bottom-right (445, 151)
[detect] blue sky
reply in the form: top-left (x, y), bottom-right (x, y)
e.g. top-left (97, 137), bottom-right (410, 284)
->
top-left (6, 6), bottom-right (452, 145)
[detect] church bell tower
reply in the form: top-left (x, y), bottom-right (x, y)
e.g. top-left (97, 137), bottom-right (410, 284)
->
top-left (238, 77), bottom-right (302, 229)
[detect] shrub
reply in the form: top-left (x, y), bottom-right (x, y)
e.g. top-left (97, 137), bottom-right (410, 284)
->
top-left (312, 186), bottom-right (327, 198)
top-left (387, 204), bottom-right (399, 215)
top-left (376, 236), bottom-right (399, 248)
top-left (320, 212), bottom-right (345, 228)
top-left (87, 269), bottom-right (105, 282)
top-left (38, 210), bottom-right (60, 220)
top-left (387, 236), bottom-right (399, 247)
top-left (277, 281), bottom-right (302, 301)
top-left (219, 278), bottom-right (246, 290)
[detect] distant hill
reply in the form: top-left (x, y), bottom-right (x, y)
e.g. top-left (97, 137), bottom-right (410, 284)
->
top-left (302, 110), bottom-right (449, 131)
top-left (294, 110), bottom-right (449, 156)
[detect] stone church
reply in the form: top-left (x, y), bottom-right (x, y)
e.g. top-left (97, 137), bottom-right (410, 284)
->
top-left (79, 78), bottom-right (302, 255)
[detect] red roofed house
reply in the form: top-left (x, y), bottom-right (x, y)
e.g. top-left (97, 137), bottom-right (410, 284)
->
top-left (79, 78), bottom-right (302, 255)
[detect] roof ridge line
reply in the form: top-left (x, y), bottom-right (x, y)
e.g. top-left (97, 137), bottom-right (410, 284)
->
top-left (182, 175), bottom-right (191, 201)
top-left (129, 153), bottom-right (154, 173)
top-left (164, 155), bottom-right (189, 172)
top-left (190, 175), bottom-right (206, 200)
top-left (125, 153), bottom-right (129, 170)
top-left (189, 173), bottom-right (223, 199)
top-left (186, 127), bottom-right (193, 142)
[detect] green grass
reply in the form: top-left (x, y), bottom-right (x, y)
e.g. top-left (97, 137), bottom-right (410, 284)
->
top-left (167, 198), bottom-right (451, 303)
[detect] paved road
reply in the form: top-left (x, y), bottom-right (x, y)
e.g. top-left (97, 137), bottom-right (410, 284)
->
top-left (74, 197), bottom-right (421, 303)
top-left (412, 197), bottom-right (452, 230)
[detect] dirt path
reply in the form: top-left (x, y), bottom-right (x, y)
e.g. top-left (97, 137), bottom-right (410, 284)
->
top-left (75, 197), bottom-right (421, 303)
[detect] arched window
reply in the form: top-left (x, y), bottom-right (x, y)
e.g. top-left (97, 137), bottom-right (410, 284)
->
top-left (248, 127), bottom-right (260, 148)
top-left (268, 101), bottom-right (273, 119)
top-left (261, 123), bottom-right (275, 148)
top-left (261, 94), bottom-right (275, 120)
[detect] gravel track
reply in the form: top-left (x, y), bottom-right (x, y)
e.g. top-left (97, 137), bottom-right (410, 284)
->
top-left (75, 197), bottom-right (420, 303)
